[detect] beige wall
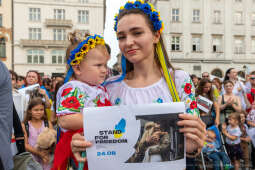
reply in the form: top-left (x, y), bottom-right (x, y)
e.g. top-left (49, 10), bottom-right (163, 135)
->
top-left (0, 0), bottom-right (12, 69)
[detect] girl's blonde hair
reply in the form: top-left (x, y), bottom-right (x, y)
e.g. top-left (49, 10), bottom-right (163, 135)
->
top-left (23, 97), bottom-right (48, 123)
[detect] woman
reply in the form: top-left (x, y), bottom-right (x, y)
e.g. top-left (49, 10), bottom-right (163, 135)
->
top-left (223, 68), bottom-right (249, 110)
top-left (70, 0), bottom-right (206, 168)
top-left (196, 78), bottom-right (220, 127)
top-left (212, 77), bottom-right (222, 95)
top-left (218, 80), bottom-right (241, 124)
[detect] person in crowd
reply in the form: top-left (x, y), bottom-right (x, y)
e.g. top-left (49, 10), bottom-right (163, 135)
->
top-left (17, 75), bottom-right (25, 89)
top-left (246, 102), bottom-right (255, 169)
top-left (239, 111), bottom-right (250, 170)
top-left (202, 72), bottom-right (210, 79)
top-left (246, 71), bottom-right (255, 113)
top-left (196, 78), bottom-right (220, 127)
top-left (202, 130), bottom-right (231, 170)
top-left (51, 76), bottom-right (64, 95)
top-left (212, 77), bottom-right (223, 96)
top-left (218, 80), bottom-right (242, 124)
top-left (70, 1), bottom-right (206, 170)
top-left (223, 68), bottom-right (250, 111)
top-left (190, 74), bottom-right (199, 88)
top-left (0, 61), bottom-right (14, 170)
top-left (201, 72), bottom-right (220, 101)
top-left (52, 33), bottom-right (111, 170)
top-left (9, 70), bottom-right (18, 90)
top-left (21, 97), bottom-right (53, 170)
top-left (42, 78), bottom-right (52, 99)
top-left (222, 113), bottom-right (242, 170)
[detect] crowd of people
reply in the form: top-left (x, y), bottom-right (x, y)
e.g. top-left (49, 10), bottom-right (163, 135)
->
top-left (191, 70), bottom-right (255, 170)
top-left (1, 0), bottom-right (255, 170)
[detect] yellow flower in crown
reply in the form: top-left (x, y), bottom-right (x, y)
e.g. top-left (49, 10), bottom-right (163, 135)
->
top-left (80, 44), bottom-right (89, 54)
top-left (87, 38), bottom-right (96, 49)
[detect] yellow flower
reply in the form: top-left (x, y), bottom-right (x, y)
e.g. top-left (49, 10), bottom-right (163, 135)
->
top-left (80, 44), bottom-right (89, 53)
top-left (75, 52), bottom-right (82, 58)
top-left (87, 38), bottom-right (96, 48)
top-left (71, 59), bottom-right (81, 66)
top-left (120, 6), bottom-right (124, 10)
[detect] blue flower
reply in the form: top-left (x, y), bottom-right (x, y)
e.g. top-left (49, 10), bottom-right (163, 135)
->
top-left (115, 98), bottom-right (121, 105)
top-left (150, 11), bottom-right (159, 22)
top-left (124, 2), bottom-right (134, 10)
top-left (140, 3), bottom-right (151, 14)
top-left (153, 21), bottom-right (162, 31)
top-left (156, 98), bottom-right (163, 103)
top-left (186, 108), bottom-right (191, 113)
top-left (134, 1), bottom-right (142, 8)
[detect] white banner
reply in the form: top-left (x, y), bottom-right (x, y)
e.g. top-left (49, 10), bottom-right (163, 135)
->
top-left (83, 102), bottom-right (186, 170)
top-left (197, 95), bottom-right (213, 113)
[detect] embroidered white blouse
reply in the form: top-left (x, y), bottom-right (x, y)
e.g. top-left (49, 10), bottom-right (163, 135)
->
top-left (106, 70), bottom-right (199, 116)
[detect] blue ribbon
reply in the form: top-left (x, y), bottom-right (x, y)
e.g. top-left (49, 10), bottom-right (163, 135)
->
top-left (102, 54), bottom-right (126, 86)
top-left (64, 66), bottom-right (74, 83)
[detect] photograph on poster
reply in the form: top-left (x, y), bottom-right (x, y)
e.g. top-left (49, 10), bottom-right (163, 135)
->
top-left (126, 113), bottom-right (184, 163)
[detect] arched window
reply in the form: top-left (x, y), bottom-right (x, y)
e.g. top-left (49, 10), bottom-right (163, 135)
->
top-left (211, 68), bottom-right (223, 78)
top-left (0, 38), bottom-right (6, 58)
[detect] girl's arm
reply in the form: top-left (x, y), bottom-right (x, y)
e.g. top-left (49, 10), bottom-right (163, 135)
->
top-left (247, 120), bottom-right (255, 127)
top-left (240, 136), bottom-right (251, 142)
top-left (232, 96), bottom-right (242, 112)
top-left (222, 129), bottom-right (238, 141)
top-left (21, 123), bottom-right (44, 157)
top-left (58, 113), bottom-right (83, 130)
top-left (213, 101), bottom-right (220, 126)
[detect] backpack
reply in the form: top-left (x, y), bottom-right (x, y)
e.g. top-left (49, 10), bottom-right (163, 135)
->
top-left (25, 120), bottom-right (49, 137)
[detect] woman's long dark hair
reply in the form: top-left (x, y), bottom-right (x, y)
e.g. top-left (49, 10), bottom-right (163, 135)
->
top-left (224, 68), bottom-right (234, 81)
top-left (196, 78), bottom-right (214, 101)
top-left (117, 8), bottom-right (174, 75)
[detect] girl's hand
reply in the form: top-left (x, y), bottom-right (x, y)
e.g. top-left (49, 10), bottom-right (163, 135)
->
top-left (178, 114), bottom-right (206, 155)
top-left (71, 133), bottom-right (92, 163)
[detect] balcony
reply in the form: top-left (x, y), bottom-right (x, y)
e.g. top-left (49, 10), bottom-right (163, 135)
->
top-left (20, 39), bottom-right (69, 48)
top-left (45, 19), bottom-right (73, 28)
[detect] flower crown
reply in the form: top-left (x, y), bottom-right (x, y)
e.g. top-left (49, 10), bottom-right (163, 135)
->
top-left (67, 34), bottom-right (105, 66)
top-left (114, 0), bottom-right (164, 33)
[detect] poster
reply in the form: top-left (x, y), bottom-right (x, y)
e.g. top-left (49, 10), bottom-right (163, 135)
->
top-left (83, 102), bottom-right (186, 170)
top-left (197, 95), bottom-right (213, 113)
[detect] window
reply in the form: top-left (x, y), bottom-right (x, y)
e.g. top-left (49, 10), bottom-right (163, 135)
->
top-left (53, 29), bottom-right (66, 40)
top-left (251, 38), bottom-right (255, 53)
top-left (80, 0), bottom-right (88, 3)
top-left (0, 38), bottom-right (6, 58)
top-left (252, 13), bottom-right (255, 25)
top-left (234, 37), bottom-right (245, 54)
top-left (192, 9), bottom-right (200, 22)
top-left (52, 50), bottom-right (65, 64)
top-left (78, 29), bottom-right (90, 37)
top-left (29, 8), bottom-right (40, 21)
top-left (78, 10), bottom-right (89, 24)
top-left (234, 12), bottom-right (243, 24)
top-left (192, 36), bottom-right (202, 52)
top-left (54, 9), bottom-right (65, 20)
top-left (29, 28), bottom-right (41, 40)
top-left (171, 36), bottom-right (181, 51)
top-left (212, 36), bottom-right (223, 53)
top-left (27, 50), bottom-right (44, 64)
top-left (172, 9), bottom-right (180, 22)
top-left (0, 14), bottom-right (2, 27)
top-left (213, 10), bottom-right (221, 24)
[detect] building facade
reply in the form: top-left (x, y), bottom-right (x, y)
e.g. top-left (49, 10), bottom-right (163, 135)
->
top-left (13, 0), bottom-right (105, 77)
top-left (0, 0), bottom-right (13, 69)
top-left (156, 0), bottom-right (255, 78)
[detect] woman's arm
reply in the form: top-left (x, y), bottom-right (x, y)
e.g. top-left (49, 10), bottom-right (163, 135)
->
top-left (218, 95), bottom-right (228, 110)
top-left (247, 120), bottom-right (255, 127)
top-left (213, 101), bottom-right (220, 126)
top-left (232, 96), bottom-right (242, 112)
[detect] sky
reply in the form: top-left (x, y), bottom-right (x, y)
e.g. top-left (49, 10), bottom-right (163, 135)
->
top-left (103, 0), bottom-right (128, 67)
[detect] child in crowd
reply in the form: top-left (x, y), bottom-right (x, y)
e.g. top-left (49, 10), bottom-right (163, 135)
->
top-left (239, 112), bottom-right (250, 170)
top-left (22, 97), bottom-right (54, 170)
top-left (222, 113), bottom-right (242, 170)
top-left (202, 130), bottom-right (231, 170)
top-left (52, 33), bottom-right (111, 170)
top-left (247, 102), bottom-right (255, 169)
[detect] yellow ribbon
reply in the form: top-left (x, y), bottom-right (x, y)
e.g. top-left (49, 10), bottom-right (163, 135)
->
top-left (156, 42), bottom-right (180, 102)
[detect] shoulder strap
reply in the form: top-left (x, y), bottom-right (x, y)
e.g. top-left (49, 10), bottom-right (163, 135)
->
top-left (222, 95), bottom-right (225, 104)
top-left (25, 121), bottom-right (29, 137)
top-left (44, 120), bottom-right (49, 128)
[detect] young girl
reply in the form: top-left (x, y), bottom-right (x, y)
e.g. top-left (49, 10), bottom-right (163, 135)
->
top-left (71, 1), bottom-right (206, 169)
top-left (239, 111), bottom-right (250, 170)
top-left (22, 97), bottom-right (54, 170)
top-left (222, 113), bottom-right (242, 170)
top-left (52, 33), bottom-right (111, 170)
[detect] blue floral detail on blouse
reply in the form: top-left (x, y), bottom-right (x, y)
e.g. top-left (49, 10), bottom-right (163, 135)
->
top-left (156, 98), bottom-right (163, 103)
top-left (115, 98), bottom-right (121, 105)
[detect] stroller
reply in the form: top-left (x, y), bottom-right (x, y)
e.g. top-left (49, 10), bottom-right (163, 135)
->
top-left (200, 125), bottom-right (233, 170)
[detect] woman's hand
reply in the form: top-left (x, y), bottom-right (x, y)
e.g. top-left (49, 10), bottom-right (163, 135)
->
top-left (178, 114), bottom-right (206, 155)
top-left (71, 133), bottom-right (92, 163)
